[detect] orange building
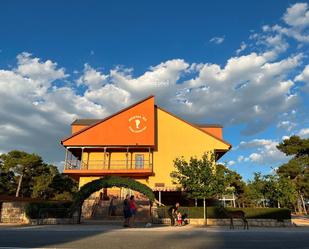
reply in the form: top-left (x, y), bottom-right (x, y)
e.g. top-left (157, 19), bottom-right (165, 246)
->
top-left (61, 96), bottom-right (231, 204)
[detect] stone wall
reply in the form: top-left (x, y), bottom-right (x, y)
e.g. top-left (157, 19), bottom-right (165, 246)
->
top-left (153, 218), bottom-right (293, 227)
top-left (29, 218), bottom-right (77, 225)
top-left (0, 202), bottom-right (29, 224)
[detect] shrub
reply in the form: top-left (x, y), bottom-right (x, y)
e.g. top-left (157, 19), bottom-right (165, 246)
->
top-left (25, 201), bottom-right (73, 219)
top-left (70, 176), bottom-right (155, 213)
top-left (156, 206), bottom-right (291, 221)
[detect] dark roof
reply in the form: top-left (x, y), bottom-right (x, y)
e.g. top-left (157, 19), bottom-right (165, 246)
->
top-left (72, 119), bottom-right (223, 128)
top-left (194, 124), bottom-right (223, 128)
top-left (71, 119), bottom-right (102, 125)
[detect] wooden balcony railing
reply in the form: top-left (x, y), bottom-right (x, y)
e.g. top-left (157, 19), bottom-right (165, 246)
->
top-left (65, 159), bottom-right (153, 171)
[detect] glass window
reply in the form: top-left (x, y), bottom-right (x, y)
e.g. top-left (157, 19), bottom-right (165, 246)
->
top-left (135, 154), bottom-right (144, 169)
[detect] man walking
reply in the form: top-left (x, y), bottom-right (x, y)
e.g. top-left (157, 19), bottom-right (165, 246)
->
top-left (123, 194), bottom-right (132, 227)
top-left (168, 202), bottom-right (179, 226)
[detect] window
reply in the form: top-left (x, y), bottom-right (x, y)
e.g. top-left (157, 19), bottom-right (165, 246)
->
top-left (135, 154), bottom-right (144, 169)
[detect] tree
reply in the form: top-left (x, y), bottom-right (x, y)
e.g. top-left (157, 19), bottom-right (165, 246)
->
top-left (277, 136), bottom-right (309, 214)
top-left (170, 152), bottom-right (228, 221)
top-left (0, 150), bottom-right (77, 200)
top-left (262, 174), bottom-right (297, 208)
top-left (245, 172), bottom-right (267, 207)
top-left (0, 158), bottom-right (16, 195)
top-left (216, 164), bottom-right (246, 207)
top-left (0, 151), bottom-right (45, 197)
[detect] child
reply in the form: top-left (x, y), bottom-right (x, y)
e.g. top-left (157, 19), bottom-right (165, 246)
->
top-left (181, 213), bottom-right (188, 225)
top-left (177, 212), bottom-right (182, 226)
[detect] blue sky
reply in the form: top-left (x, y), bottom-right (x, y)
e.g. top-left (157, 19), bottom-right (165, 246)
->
top-left (0, 1), bottom-right (309, 180)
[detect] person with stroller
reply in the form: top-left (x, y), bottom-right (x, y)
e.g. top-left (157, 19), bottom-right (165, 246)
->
top-left (168, 202), bottom-right (179, 226)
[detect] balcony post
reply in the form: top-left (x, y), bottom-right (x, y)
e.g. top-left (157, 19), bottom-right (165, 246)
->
top-left (75, 154), bottom-right (78, 169)
top-left (81, 147), bottom-right (84, 169)
top-left (103, 147), bottom-right (106, 169)
top-left (64, 147), bottom-right (68, 169)
top-left (108, 149), bottom-right (111, 170)
top-left (126, 147), bottom-right (129, 169)
top-left (148, 147), bottom-right (151, 169)
top-left (69, 150), bottom-right (73, 168)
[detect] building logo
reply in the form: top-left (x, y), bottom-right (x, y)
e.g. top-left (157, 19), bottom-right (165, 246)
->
top-left (129, 115), bottom-right (147, 133)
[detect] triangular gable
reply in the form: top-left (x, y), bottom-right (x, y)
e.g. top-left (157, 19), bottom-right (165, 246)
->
top-left (157, 106), bottom-right (232, 149)
top-left (62, 96), bottom-right (155, 147)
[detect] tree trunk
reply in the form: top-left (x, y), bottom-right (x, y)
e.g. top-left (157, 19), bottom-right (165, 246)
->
top-left (15, 174), bottom-right (23, 197)
top-left (300, 193), bottom-right (307, 215)
top-left (203, 198), bottom-right (207, 225)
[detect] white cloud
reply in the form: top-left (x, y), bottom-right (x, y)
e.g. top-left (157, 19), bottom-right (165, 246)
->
top-left (227, 160), bottom-right (235, 166)
top-left (237, 155), bottom-right (244, 162)
top-left (298, 128), bottom-right (309, 138)
top-left (238, 139), bottom-right (289, 165)
top-left (277, 120), bottom-right (296, 131)
top-left (77, 64), bottom-right (108, 90)
top-left (236, 42), bottom-right (247, 55)
top-left (16, 52), bottom-right (68, 83)
top-left (261, 3), bottom-right (309, 44)
top-left (283, 3), bottom-right (309, 28)
top-left (209, 36), bottom-right (225, 44)
top-left (295, 65), bottom-right (309, 93)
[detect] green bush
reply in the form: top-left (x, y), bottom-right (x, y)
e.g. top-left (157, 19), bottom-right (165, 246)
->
top-left (25, 201), bottom-right (73, 219)
top-left (70, 176), bottom-right (155, 213)
top-left (157, 206), bottom-right (291, 221)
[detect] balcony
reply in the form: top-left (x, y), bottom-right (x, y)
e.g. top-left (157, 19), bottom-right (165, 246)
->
top-left (63, 147), bottom-right (153, 179)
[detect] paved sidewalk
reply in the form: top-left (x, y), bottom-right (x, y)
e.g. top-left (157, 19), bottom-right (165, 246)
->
top-left (292, 215), bottom-right (309, 227)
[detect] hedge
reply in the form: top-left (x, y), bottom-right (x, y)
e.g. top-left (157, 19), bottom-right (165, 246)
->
top-left (25, 201), bottom-right (73, 219)
top-left (157, 206), bottom-right (291, 221)
top-left (70, 176), bottom-right (155, 213)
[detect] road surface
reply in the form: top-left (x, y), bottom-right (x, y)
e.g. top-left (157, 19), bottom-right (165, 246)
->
top-left (0, 224), bottom-right (308, 249)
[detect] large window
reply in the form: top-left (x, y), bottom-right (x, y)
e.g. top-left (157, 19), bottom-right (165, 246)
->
top-left (135, 154), bottom-right (144, 169)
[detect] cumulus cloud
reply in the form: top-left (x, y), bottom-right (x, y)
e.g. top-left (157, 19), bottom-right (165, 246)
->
top-left (77, 64), bottom-right (108, 90)
top-left (260, 3), bottom-right (309, 44)
top-left (236, 42), bottom-right (247, 55)
top-left (295, 64), bottom-right (309, 93)
top-left (238, 139), bottom-right (288, 165)
top-left (277, 120), bottom-right (296, 132)
top-left (283, 3), bottom-right (309, 28)
top-left (298, 128), bottom-right (309, 138)
top-left (227, 160), bottom-right (235, 166)
top-left (209, 36), bottom-right (225, 44)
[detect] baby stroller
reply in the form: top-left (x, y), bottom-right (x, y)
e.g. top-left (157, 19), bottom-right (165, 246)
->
top-left (181, 213), bottom-right (189, 225)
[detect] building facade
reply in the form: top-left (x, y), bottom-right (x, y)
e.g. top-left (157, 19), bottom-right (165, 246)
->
top-left (61, 96), bottom-right (231, 203)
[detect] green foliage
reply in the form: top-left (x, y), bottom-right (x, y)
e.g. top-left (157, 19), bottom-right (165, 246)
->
top-left (276, 136), bottom-right (309, 212)
top-left (277, 135), bottom-right (309, 157)
top-left (25, 201), bottom-right (73, 219)
top-left (245, 173), bottom-right (297, 208)
top-left (0, 150), bottom-right (45, 197)
top-left (70, 176), bottom-right (155, 213)
top-left (32, 167), bottom-right (78, 201)
top-left (157, 206), bottom-right (291, 220)
top-left (171, 152), bottom-right (228, 199)
top-left (0, 150), bottom-right (77, 200)
top-left (0, 170), bottom-right (16, 195)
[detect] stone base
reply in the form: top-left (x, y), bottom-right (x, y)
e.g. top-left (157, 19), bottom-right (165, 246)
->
top-left (153, 218), bottom-right (293, 227)
top-left (29, 218), bottom-right (78, 225)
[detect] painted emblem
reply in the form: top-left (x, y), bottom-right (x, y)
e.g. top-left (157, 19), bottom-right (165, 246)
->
top-left (129, 115), bottom-right (147, 133)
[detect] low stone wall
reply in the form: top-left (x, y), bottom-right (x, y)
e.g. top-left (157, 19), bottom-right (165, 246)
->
top-left (0, 202), bottom-right (29, 224)
top-left (29, 218), bottom-right (77, 225)
top-left (153, 218), bottom-right (293, 227)
top-left (0, 201), bottom-right (79, 225)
